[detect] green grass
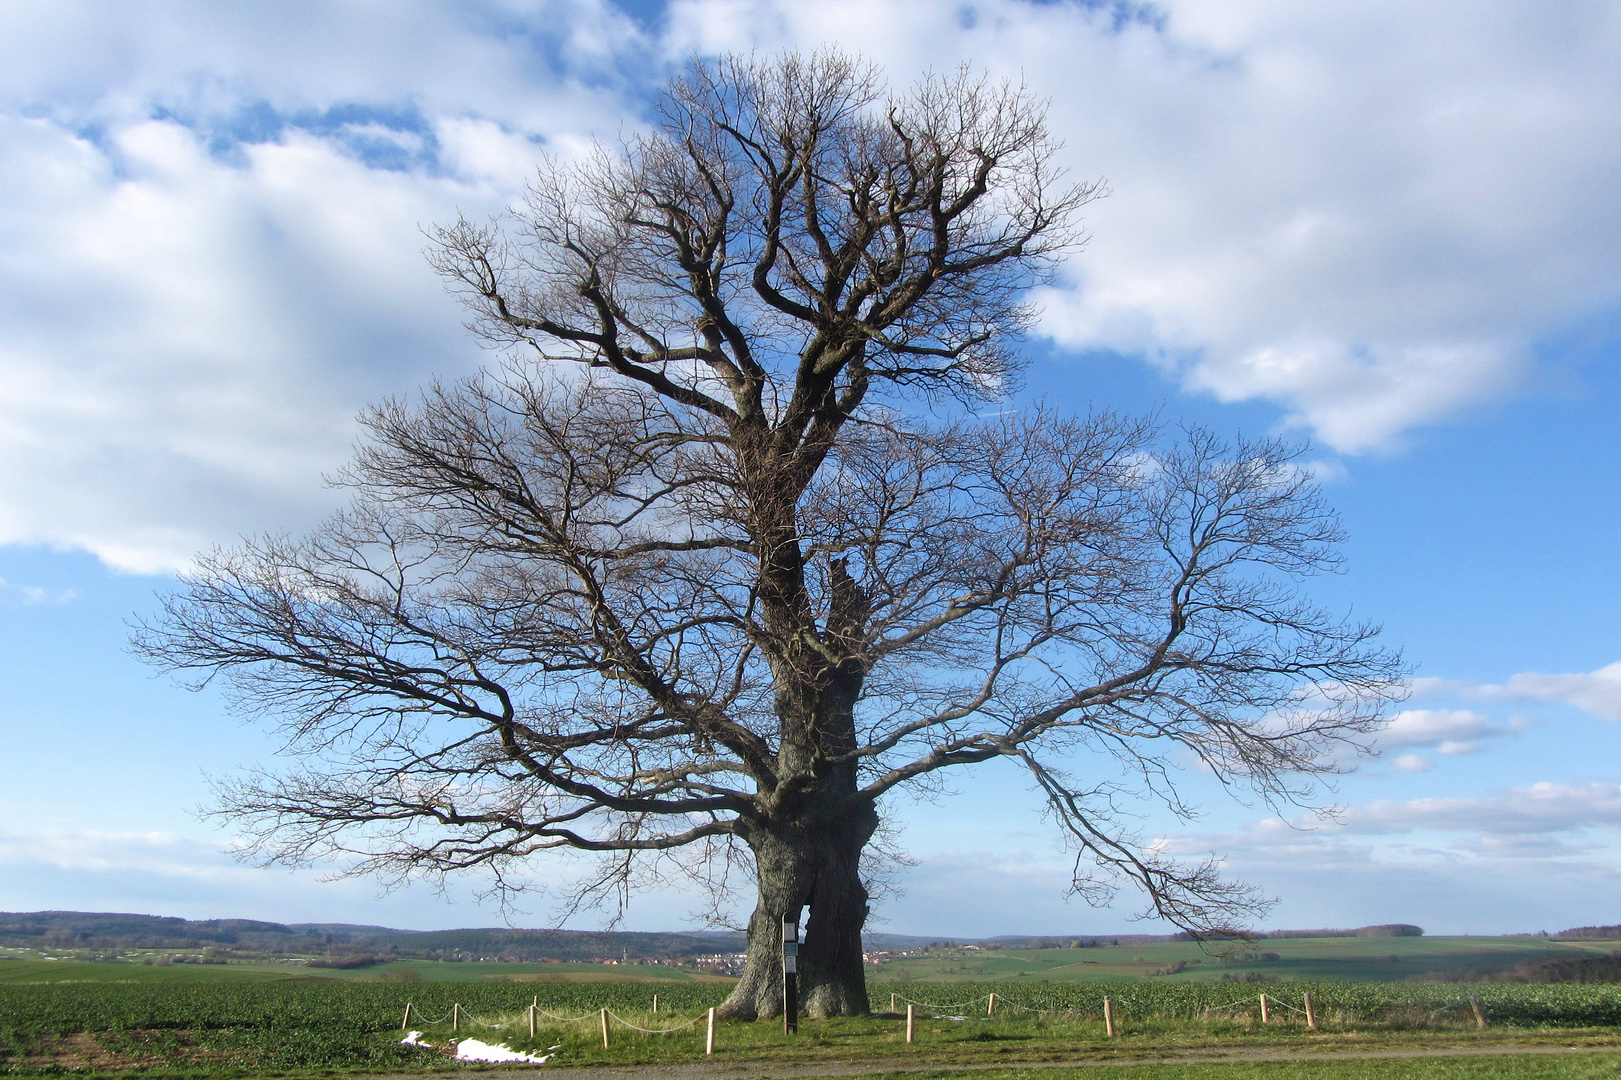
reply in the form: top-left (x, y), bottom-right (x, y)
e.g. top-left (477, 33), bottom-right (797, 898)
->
top-left (312, 959), bottom-right (733, 982)
top-left (0, 962), bottom-right (297, 985)
top-left (6, 980), bottom-right (1621, 1076)
top-left (3, 933), bottom-right (1609, 987)
top-left (871, 937), bottom-right (1621, 984)
top-left (0, 957), bottom-right (731, 985)
top-left (405, 1006), bottom-right (1621, 1065)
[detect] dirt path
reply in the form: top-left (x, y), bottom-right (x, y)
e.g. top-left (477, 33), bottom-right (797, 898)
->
top-left (396, 1042), bottom-right (1621, 1080)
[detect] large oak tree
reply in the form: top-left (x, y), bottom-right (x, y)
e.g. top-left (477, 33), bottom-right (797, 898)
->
top-left (135, 52), bottom-right (1404, 1019)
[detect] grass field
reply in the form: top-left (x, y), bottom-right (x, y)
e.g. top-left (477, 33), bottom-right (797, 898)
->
top-left (0, 958), bottom-right (730, 985)
top-left (868, 936), bottom-right (1620, 984)
top-left (4, 933), bottom-right (1612, 987)
top-left (8, 978), bottom-right (1621, 1075)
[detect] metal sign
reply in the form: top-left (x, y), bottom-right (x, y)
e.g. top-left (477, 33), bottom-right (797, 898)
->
top-left (781, 914), bottom-right (800, 1033)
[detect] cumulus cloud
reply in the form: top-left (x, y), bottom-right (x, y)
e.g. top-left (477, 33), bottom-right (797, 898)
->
top-left (1413, 662), bottom-right (1621, 722)
top-left (0, 2), bottom-right (653, 572)
top-left (3, 0), bottom-right (1621, 571)
top-left (0, 118), bottom-right (487, 570)
top-left (1131, 780), bottom-right (1621, 929)
top-left (1474, 661), bottom-right (1621, 722)
top-left (1374, 707), bottom-right (1519, 762)
top-left (668, 0), bottom-right (1621, 452)
top-left (1337, 782), bottom-right (1621, 837)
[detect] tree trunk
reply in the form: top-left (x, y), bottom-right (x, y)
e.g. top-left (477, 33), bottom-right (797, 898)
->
top-left (719, 803), bottom-right (877, 1019)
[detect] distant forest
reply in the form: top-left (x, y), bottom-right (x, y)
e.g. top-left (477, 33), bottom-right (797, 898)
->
top-left (0, 912), bottom-right (745, 961)
top-left (1556, 925), bottom-right (1621, 941)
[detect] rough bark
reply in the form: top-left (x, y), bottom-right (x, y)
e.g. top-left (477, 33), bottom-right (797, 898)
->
top-left (721, 800), bottom-right (877, 1019)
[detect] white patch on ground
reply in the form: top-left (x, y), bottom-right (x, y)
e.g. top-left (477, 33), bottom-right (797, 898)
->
top-left (453, 1038), bottom-right (556, 1064)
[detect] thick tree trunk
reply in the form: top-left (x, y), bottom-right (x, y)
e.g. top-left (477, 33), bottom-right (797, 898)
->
top-left (718, 802), bottom-right (877, 1019)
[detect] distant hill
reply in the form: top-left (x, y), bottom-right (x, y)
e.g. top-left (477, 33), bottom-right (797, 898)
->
top-left (1556, 925), bottom-right (1621, 941)
top-left (0, 911), bottom-right (844, 961)
top-left (0, 911), bottom-right (395, 951)
top-left (1496, 954), bottom-right (1621, 983)
top-left (0, 910), bottom-right (1431, 960)
top-left (370, 927), bottom-right (744, 961)
top-left (0, 911), bottom-right (1004, 960)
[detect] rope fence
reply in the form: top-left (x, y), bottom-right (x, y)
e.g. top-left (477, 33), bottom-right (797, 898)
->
top-left (397, 984), bottom-right (1494, 1061)
top-left (402, 998), bottom-right (722, 1055)
top-left (883, 987), bottom-right (1495, 1035)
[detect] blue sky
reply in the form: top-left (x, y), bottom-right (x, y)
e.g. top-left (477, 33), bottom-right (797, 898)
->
top-left (2, 0), bottom-right (1620, 938)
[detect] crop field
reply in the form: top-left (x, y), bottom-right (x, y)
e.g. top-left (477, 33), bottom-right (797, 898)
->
top-left (4, 933), bottom-right (1611, 988)
top-left (869, 936), bottom-right (1621, 983)
top-left (5, 979), bottom-right (1621, 1075)
top-left (0, 958), bottom-right (729, 985)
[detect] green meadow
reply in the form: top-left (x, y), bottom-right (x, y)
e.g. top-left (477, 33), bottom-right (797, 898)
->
top-left (2, 934), bottom-right (1614, 986)
top-left (0, 957), bottom-right (730, 985)
top-left (868, 936), bottom-right (1621, 984)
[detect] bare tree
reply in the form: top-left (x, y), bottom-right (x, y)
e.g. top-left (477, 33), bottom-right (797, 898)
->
top-left (133, 51), bottom-right (1404, 1018)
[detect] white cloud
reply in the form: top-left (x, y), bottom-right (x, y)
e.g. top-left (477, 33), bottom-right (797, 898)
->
top-left (1307, 781), bottom-right (1621, 839)
top-left (2, 0), bottom-right (1620, 571)
top-left (0, 576), bottom-right (76, 605)
top-left (1476, 661), bottom-right (1621, 722)
top-left (1129, 779), bottom-right (1621, 928)
top-left (669, 0), bottom-right (1621, 452)
top-left (1374, 708), bottom-right (1517, 758)
top-left (0, 3), bottom-right (656, 573)
top-left (1413, 661), bottom-right (1621, 722)
top-left (0, 118), bottom-right (497, 571)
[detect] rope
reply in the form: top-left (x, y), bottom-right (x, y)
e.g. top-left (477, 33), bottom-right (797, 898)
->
top-left (422, 1003), bottom-right (708, 1034)
top-left (1202, 996), bottom-right (1261, 1013)
top-left (1419, 999), bottom-right (1478, 1022)
top-left (411, 1010), bottom-right (455, 1025)
top-left (534, 1008), bottom-right (601, 1023)
top-left (987, 1000), bottom-right (1084, 1016)
top-left (895, 994), bottom-right (992, 1010)
top-left (605, 1010), bottom-right (707, 1033)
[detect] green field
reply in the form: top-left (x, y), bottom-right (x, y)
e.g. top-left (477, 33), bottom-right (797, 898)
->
top-left (6, 979), bottom-right (1621, 1076)
top-left (4, 933), bottom-right (1612, 988)
top-left (0, 957), bottom-right (730, 985)
top-left (868, 936), bottom-right (1620, 984)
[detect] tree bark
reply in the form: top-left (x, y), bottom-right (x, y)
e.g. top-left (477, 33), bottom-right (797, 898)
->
top-left (719, 801), bottom-right (877, 1019)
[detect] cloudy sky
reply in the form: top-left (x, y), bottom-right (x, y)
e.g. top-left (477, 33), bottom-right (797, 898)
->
top-left (3, 0), bottom-right (1621, 938)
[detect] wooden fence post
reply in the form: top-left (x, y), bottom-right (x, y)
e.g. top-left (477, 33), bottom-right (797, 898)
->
top-left (452, 1003), bottom-right (460, 1032)
top-left (1260, 994), bottom-right (1270, 1024)
top-left (1104, 996), bottom-right (1115, 1037)
top-left (705, 1007), bottom-right (715, 1055)
top-left (1303, 993), bottom-right (1316, 1031)
top-left (400, 1002), bottom-right (413, 1031)
top-left (1470, 997), bottom-right (1487, 1030)
top-left (600, 1007), bottom-right (611, 1049)
top-left (906, 1003), bottom-right (915, 1043)
top-left (891, 993), bottom-right (897, 1013)
top-left (988, 993), bottom-right (997, 1016)
top-left (652, 994), bottom-right (658, 1013)
top-left (528, 1004), bottom-right (536, 1039)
